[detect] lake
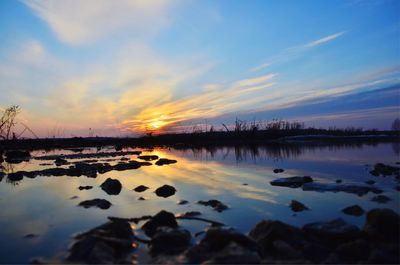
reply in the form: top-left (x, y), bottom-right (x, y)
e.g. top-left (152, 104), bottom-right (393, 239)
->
top-left (0, 142), bottom-right (399, 263)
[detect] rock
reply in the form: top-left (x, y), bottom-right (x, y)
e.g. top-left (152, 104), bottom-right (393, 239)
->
top-left (78, 199), bottom-right (112, 209)
top-left (302, 218), bottom-right (361, 244)
top-left (270, 176), bottom-right (313, 188)
top-left (273, 168), bottom-right (284, 173)
top-left (365, 180), bottom-right (375, 185)
top-left (336, 179), bottom-right (342, 183)
top-left (201, 242), bottom-right (261, 264)
top-left (363, 208), bottom-right (400, 243)
top-left (133, 185), bottom-right (149, 192)
top-left (198, 200), bottom-right (228, 212)
top-left (155, 185), bottom-right (176, 198)
top-left (5, 150), bottom-right (30, 163)
top-left (290, 200), bottom-right (309, 212)
top-left (78, 185), bottom-right (93, 190)
top-left (24, 234), bottom-right (39, 238)
top-left (7, 172), bottom-right (24, 182)
top-left (371, 163), bottom-right (400, 176)
top-left (155, 158), bottom-right (177, 166)
top-left (341, 205), bottom-right (364, 216)
top-left (100, 178), bottom-right (122, 195)
top-left (177, 199), bottom-right (188, 205)
top-left (149, 227), bottom-right (191, 256)
top-left (200, 227), bottom-right (257, 252)
top-left (249, 220), bottom-right (310, 257)
top-left (371, 195), bottom-right (391, 203)
top-left (55, 157), bottom-right (68, 166)
top-left (142, 210), bottom-right (178, 237)
top-left (302, 182), bottom-right (382, 196)
top-left (324, 239), bottom-right (371, 264)
top-left (69, 196), bottom-right (79, 200)
top-left (176, 211), bottom-right (201, 218)
top-left (138, 155), bottom-right (159, 161)
top-left (138, 197), bottom-right (146, 201)
top-left (66, 220), bottom-right (134, 264)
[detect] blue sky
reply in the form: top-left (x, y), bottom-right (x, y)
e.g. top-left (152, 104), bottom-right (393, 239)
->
top-left (0, 0), bottom-right (399, 137)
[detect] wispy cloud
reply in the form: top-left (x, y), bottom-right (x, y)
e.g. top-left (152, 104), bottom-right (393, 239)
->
top-left (304, 31), bottom-right (345, 48)
top-left (23, 0), bottom-right (175, 45)
top-left (249, 63), bottom-right (271, 72)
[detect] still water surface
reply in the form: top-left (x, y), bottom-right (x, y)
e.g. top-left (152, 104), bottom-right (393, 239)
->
top-left (0, 143), bottom-right (399, 263)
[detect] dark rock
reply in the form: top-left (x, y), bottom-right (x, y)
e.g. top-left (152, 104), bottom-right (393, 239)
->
top-left (324, 239), bottom-right (371, 264)
top-left (273, 168), bottom-right (284, 173)
top-left (69, 196), bottom-right (79, 200)
top-left (201, 242), bottom-right (261, 264)
top-left (138, 197), bottom-right (146, 200)
top-left (335, 179), bottom-right (342, 183)
top-left (5, 150), bottom-right (30, 163)
top-left (142, 210), bottom-right (178, 237)
top-left (24, 234), bottom-right (38, 238)
top-left (270, 176), bottom-right (313, 188)
top-left (78, 185), bottom-right (93, 190)
top-left (371, 195), bottom-right (391, 203)
top-left (55, 157), bottom-right (68, 166)
top-left (371, 163), bottom-right (400, 176)
top-left (198, 200), bottom-right (228, 212)
top-left (155, 158), bottom-right (177, 166)
top-left (342, 205), bottom-right (364, 216)
top-left (249, 220), bottom-right (310, 257)
top-left (200, 227), bottom-right (257, 252)
top-left (365, 180), bottom-right (375, 185)
top-left (177, 199), bottom-right (188, 205)
top-left (369, 170), bottom-right (380, 176)
top-left (100, 178), bottom-right (122, 195)
top-left (302, 182), bottom-right (383, 196)
top-left (290, 200), bottom-right (309, 212)
top-left (363, 208), bottom-right (400, 243)
top-left (7, 171), bottom-right (24, 182)
top-left (133, 185), bottom-right (149, 192)
top-left (138, 155), bottom-right (159, 161)
top-left (155, 185), bottom-right (176, 198)
top-left (302, 218), bottom-right (361, 244)
top-left (176, 211), bottom-right (201, 218)
top-left (150, 227), bottom-right (191, 256)
top-left (66, 220), bottom-right (134, 264)
top-left (35, 151), bottom-right (141, 161)
top-left (78, 199), bottom-right (112, 209)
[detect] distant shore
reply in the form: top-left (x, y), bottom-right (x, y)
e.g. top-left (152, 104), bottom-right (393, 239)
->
top-left (0, 129), bottom-right (398, 150)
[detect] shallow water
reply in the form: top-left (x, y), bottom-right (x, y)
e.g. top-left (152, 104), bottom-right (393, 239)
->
top-left (0, 143), bottom-right (399, 263)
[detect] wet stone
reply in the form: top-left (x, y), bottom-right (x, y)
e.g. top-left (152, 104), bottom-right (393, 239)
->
top-left (138, 155), bottom-right (159, 161)
top-left (176, 211), bottom-right (201, 218)
top-left (5, 150), bottom-right (31, 164)
top-left (290, 200), bottom-right (309, 212)
top-left (365, 180), bottom-right (375, 185)
top-left (198, 200), bottom-right (228, 212)
top-left (336, 179), bottom-right (342, 183)
top-left (54, 157), bottom-right (68, 166)
top-left (177, 199), bottom-right (189, 205)
top-left (342, 205), bottom-right (364, 216)
top-left (155, 158), bottom-right (177, 166)
top-left (273, 168), bottom-right (284, 173)
top-left (138, 197), bottom-right (146, 201)
top-left (149, 227), bottom-right (191, 256)
top-left (155, 185), bottom-right (176, 198)
top-left (363, 208), bottom-right (400, 243)
top-left (66, 220), bottom-right (134, 264)
top-left (24, 234), bottom-right (39, 239)
top-left (78, 199), bottom-right (112, 209)
top-left (371, 195), bottom-right (391, 203)
top-left (142, 210), bottom-right (178, 237)
top-left (100, 178), bottom-right (122, 195)
top-left (78, 185), bottom-right (93, 190)
top-left (270, 176), bottom-right (313, 188)
top-left (133, 185), bottom-right (149, 192)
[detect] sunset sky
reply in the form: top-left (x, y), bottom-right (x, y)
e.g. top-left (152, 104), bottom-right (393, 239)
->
top-left (0, 0), bottom-right (399, 137)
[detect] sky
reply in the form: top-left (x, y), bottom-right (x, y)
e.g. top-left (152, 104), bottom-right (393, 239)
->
top-left (0, 0), bottom-right (399, 137)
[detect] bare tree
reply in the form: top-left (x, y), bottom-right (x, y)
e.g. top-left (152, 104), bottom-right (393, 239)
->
top-left (0, 105), bottom-right (20, 140)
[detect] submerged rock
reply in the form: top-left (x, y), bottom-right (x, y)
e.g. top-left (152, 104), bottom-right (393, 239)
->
top-left (133, 185), bottom-right (149, 192)
top-left (78, 199), bottom-right (112, 209)
top-left (138, 155), bottom-right (159, 161)
top-left (371, 195), bottom-right (391, 203)
top-left (100, 178), bottom-right (122, 195)
top-left (177, 199), bottom-right (189, 205)
top-left (155, 185), bottom-right (176, 198)
top-left (342, 205), bottom-right (364, 216)
top-left (270, 176), bottom-right (313, 188)
top-left (66, 220), bottom-right (134, 264)
top-left (290, 200), bottom-right (309, 212)
top-left (5, 150), bottom-right (30, 163)
top-left (198, 200), bottom-right (228, 212)
top-left (273, 168), bottom-right (284, 173)
top-left (302, 182), bottom-right (382, 196)
top-left (155, 158), bottom-right (177, 166)
top-left (363, 208), bottom-right (400, 243)
top-left (142, 210), bottom-right (178, 237)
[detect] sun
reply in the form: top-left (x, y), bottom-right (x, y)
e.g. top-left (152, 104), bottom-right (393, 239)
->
top-left (149, 120), bottom-right (165, 129)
